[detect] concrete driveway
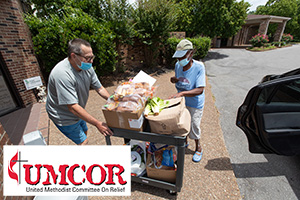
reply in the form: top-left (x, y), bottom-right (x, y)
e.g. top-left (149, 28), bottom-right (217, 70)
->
top-left (204, 44), bottom-right (300, 200)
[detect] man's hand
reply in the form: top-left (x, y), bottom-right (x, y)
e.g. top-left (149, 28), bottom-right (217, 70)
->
top-left (169, 92), bottom-right (183, 99)
top-left (67, 104), bottom-right (113, 137)
top-left (95, 121), bottom-right (113, 136)
top-left (170, 76), bottom-right (179, 83)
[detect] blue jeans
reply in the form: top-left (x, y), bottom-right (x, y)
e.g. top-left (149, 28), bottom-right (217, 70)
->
top-left (55, 119), bottom-right (88, 144)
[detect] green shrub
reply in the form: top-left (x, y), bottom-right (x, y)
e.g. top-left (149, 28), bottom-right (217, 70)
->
top-left (164, 36), bottom-right (211, 67)
top-left (24, 6), bottom-right (117, 78)
top-left (291, 36), bottom-right (300, 42)
top-left (164, 37), bottom-right (181, 66)
top-left (264, 43), bottom-right (271, 47)
top-left (250, 34), bottom-right (269, 47)
top-left (188, 36), bottom-right (211, 60)
top-left (281, 33), bottom-right (293, 44)
top-left (271, 41), bottom-right (280, 47)
top-left (72, 0), bottom-right (135, 74)
top-left (271, 41), bottom-right (287, 47)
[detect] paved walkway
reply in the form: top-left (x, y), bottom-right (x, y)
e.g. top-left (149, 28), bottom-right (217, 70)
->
top-left (0, 68), bottom-right (242, 199)
top-left (48, 70), bottom-right (241, 199)
top-left (0, 102), bottom-right (49, 145)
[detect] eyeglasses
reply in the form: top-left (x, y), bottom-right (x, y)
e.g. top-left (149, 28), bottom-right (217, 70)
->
top-left (75, 53), bottom-right (95, 62)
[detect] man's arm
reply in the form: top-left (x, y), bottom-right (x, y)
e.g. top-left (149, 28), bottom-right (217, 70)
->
top-left (67, 104), bottom-right (113, 136)
top-left (169, 87), bottom-right (204, 99)
top-left (96, 86), bottom-right (110, 100)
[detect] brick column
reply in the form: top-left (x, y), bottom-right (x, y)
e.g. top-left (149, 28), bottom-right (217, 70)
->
top-left (233, 28), bottom-right (242, 46)
top-left (258, 19), bottom-right (271, 35)
top-left (242, 26), bottom-right (250, 44)
top-left (273, 20), bottom-right (288, 42)
top-left (212, 37), bottom-right (218, 47)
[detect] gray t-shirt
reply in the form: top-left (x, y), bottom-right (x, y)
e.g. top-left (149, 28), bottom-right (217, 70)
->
top-left (46, 58), bottom-right (102, 126)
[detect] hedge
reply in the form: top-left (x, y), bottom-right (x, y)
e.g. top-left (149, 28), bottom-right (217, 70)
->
top-left (24, 7), bottom-right (117, 79)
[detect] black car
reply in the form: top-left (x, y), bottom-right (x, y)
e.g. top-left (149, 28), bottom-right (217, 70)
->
top-left (236, 68), bottom-right (300, 156)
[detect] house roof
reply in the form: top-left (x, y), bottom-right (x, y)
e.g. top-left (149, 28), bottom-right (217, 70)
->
top-left (246, 15), bottom-right (291, 25)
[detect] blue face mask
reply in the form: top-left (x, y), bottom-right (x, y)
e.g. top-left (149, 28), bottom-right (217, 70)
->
top-left (78, 62), bottom-right (92, 70)
top-left (178, 57), bottom-right (190, 67)
top-left (178, 52), bottom-right (191, 67)
top-left (75, 55), bottom-right (92, 70)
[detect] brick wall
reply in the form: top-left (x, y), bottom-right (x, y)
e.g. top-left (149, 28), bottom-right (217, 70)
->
top-left (122, 39), bottom-right (145, 68)
top-left (118, 32), bottom-right (186, 68)
top-left (170, 32), bottom-right (185, 39)
top-left (0, 0), bottom-right (44, 107)
top-left (0, 122), bottom-right (11, 198)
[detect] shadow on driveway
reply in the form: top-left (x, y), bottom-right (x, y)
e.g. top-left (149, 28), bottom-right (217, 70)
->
top-left (203, 50), bottom-right (229, 62)
top-left (232, 154), bottom-right (300, 199)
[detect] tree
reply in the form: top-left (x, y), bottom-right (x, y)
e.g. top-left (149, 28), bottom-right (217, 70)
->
top-left (71, 0), bottom-right (134, 43)
top-left (30, 0), bottom-right (68, 18)
top-left (72, 0), bottom-right (135, 73)
top-left (176, 0), bottom-right (250, 38)
top-left (256, 0), bottom-right (300, 40)
top-left (176, 0), bottom-right (200, 36)
top-left (132, 0), bottom-right (178, 68)
top-left (198, 0), bottom-right (250, 38)
top-left (104, 0), bottom-right (135, 73)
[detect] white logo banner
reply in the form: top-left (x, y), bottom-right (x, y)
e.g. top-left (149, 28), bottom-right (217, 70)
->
top-left (3, 145), bottom-right (131, 196)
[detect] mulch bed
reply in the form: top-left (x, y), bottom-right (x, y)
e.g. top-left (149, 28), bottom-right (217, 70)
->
top-left (100, 65), bottom-right (174, 87)
top-left (246, 44), bottom-right (292, 52)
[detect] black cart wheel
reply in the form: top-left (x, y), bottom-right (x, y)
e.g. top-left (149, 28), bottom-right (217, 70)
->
top-left (167, 189), bottom-right (177, 195)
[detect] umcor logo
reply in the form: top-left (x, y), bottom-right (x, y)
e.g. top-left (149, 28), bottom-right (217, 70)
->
top-left (8, 151), bottom-right (19, 183)
top-left (4, 146), bottom-right (131, 196)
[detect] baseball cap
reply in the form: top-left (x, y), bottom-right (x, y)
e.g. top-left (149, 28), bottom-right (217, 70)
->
top-left (172, 39), bottom-right (193, 58)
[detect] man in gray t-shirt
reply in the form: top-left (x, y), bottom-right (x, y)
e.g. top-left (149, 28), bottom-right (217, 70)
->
top-left (46, 38), bottom-right (113, 145)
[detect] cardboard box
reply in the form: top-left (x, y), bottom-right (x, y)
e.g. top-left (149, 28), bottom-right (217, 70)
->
top-left (146, 154), bottom-right (176, 183)
top-left (102, 70), bottom-right (158, 132)
top-left (145, 97), bottom-right (191, 136)
top-left (102, 107), bottom-right (145, 131)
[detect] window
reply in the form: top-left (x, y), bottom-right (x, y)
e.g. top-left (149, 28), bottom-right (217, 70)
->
top-left (258, 79), bottom-right (300, 104)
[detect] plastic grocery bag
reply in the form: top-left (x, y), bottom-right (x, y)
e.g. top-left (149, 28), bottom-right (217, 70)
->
top-left (130, 140), bottom-right (147, 177)
top-left (161, 149), bottom-right (174, 167)
top-left (148, 143), bottom-right (177, 169)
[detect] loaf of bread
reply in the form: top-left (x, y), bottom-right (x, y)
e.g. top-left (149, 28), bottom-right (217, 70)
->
top-left (103, 81), bottom-right (156, 112)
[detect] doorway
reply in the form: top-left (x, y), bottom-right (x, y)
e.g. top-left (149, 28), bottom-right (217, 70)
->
top-left (0, 55), bottom-right (21, 116)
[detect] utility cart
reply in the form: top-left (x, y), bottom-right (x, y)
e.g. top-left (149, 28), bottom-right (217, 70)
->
top-left (105, 127), bottom-right (187, 194)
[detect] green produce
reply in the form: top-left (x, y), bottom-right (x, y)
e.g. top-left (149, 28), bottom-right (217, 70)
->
top-left (144, 97), bottom-right (169, 116)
